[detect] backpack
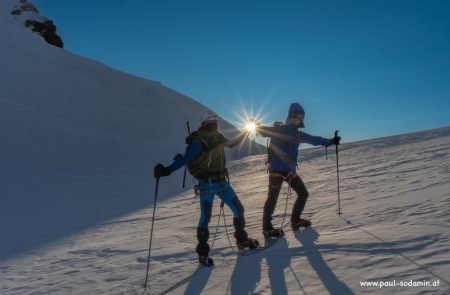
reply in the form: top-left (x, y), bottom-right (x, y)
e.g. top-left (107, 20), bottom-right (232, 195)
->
top-left (185, 131), bottom-right (226, 180)
top-left (267, 121), bottom-right (284, 165)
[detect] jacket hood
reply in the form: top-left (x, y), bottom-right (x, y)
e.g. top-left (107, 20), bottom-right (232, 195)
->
top-left (287, 103), bottom-right (305, 128)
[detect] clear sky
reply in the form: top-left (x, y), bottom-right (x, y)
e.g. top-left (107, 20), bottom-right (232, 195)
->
top-left (33, 0), bottom-right (450, 142)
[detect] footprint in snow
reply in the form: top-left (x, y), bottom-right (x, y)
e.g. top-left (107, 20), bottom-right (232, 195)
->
top-left (105, 275), bottom-right (129, 282)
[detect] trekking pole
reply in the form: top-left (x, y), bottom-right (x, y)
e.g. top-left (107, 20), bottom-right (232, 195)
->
top-left (221, 202), bottom-right (238, 254)
top-left (281, 175), bottom-right (292, 228)
top-left (143, 177), bottom-right (160, 292)
top-left (334, 130), bottom-right (341, 215)
top-left (209, 200), bottom-right (224, 250)
top-left (182, 121), bottom-right (191, 188)
top-left (266, 138), bottom-right (270, 173)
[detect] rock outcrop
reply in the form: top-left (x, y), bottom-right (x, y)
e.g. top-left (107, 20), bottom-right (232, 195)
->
top-left (11, 0), bottom-right (64, 48)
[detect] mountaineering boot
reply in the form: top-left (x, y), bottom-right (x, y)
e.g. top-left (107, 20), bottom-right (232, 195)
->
top-left (236, 238), bottom-right (259, 250)
top-left (291, 218), bottom-right (311, 230)
top-left (263, 228), bottom-right (285, 238)
top-left (198, 256), bottom-right (214, 267)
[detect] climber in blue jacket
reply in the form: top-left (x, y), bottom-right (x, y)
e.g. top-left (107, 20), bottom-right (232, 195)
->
top-left (256, 103), bottom-right (340, 237)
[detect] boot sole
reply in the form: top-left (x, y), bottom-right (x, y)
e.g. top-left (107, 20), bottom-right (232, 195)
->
top-left (263, 233), bottom-right (284, 238)
top-left (199, 257), bottom-right (214, 267)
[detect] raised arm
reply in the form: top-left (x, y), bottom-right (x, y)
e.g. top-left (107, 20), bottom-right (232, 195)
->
top-left (257, 126), bottom-right (276, 138)
top-left (300, 131), bottom-right (332, 147)
top-left (222, 131), bottom-right (247, 148)
top-left (257, 125), bottom-right (293, 142)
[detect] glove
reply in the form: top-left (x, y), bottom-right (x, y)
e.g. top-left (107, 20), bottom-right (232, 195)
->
top-left (329, 136), bottom-right (341, 145)
top-left (154, 163), bottom-right (171, 178)
top-left (173, 153), bottom-right (183, 161)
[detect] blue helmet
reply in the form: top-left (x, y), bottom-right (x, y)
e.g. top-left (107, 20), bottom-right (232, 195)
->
top-left (287, 103), bottom-right (305, 128)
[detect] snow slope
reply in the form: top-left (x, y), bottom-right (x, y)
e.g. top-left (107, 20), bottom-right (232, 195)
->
top-left (1, 126), bottom-right (449, 294)
top-left (0, 0), bottom-right (263, 262)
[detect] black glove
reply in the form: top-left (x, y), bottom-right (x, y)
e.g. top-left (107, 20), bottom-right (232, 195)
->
top-left (154, 163), bottom-right (171, 178)
top-left (329, 136), bottom-right (341, 145)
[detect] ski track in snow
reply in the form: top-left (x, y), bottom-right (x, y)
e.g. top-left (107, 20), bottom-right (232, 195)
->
top-left (1, 127), bottom-right (449, 295)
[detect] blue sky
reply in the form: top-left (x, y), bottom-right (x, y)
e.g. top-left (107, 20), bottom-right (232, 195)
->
top-left (34, 0), bottom-right (450, 142)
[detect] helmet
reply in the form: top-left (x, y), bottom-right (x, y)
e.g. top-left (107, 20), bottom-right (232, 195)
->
top-left (287, 103), bottom-right (305, 128)
top-left (201, 112), bottom-right (219, 127)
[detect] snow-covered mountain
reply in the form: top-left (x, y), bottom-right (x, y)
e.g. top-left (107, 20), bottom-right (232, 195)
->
top-left (1, 126), bottom-right (449, 294)
top-left (0, 0), bottom-right (263, 262)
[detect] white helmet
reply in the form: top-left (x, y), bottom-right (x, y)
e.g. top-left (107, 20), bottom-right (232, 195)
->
top-left (201, 112), bottom-right (219, 127)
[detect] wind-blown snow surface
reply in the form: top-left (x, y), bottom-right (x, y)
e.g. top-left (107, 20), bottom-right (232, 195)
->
top-left (1, 127), bottom-right (449, 294)
top-left (0, 0), bottom-right (263, 262)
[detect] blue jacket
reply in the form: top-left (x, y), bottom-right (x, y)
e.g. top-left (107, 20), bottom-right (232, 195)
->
top-left (169, 139), bottom-right (204, 173)
top-left (259, 124), bottom-right (331, 173)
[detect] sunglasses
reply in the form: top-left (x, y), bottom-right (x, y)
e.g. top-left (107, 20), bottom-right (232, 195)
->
top-left (202, 120), bottom-right (219, 130)
top-left (290, 112), bottom-right (305, 120)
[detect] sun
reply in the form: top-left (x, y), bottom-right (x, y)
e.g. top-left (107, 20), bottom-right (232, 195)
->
top-left (227, 99), bottom-right (274, 146)
top-left (246, 121), bottom-right (257, 133)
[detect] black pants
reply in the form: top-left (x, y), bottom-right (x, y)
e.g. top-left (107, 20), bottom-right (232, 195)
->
top-left (263, 174), bottom-right (309, 230)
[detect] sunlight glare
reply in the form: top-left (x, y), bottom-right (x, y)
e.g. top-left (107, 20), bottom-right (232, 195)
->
top-left (246, 121), bottom-right (256, 133)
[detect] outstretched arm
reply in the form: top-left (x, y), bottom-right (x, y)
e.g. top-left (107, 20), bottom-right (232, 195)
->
top-left (222, 131), bottom-right (247, 148)
top-left (256, 126), bottom-right (275, 138)
top-left (300, 131), bottom-right (332, 146)
top-left (256, 125), bottom-right (293, 141)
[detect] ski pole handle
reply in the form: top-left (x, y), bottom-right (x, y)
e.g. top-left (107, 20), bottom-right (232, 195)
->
top-left (334, 130), bottom-right (339, 154)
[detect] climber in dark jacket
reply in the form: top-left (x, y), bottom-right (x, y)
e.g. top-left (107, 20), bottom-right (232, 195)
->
top-left (154, 113), bottom-right (259, 266)
top-left (256, 103), bottom-right (340, 237)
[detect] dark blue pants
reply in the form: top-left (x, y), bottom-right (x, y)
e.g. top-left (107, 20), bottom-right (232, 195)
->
top-left (196, 180), bottom-right (248, 256)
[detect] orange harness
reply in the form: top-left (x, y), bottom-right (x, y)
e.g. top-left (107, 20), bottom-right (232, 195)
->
top-left (269, 171), bottom-right (299, 180)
